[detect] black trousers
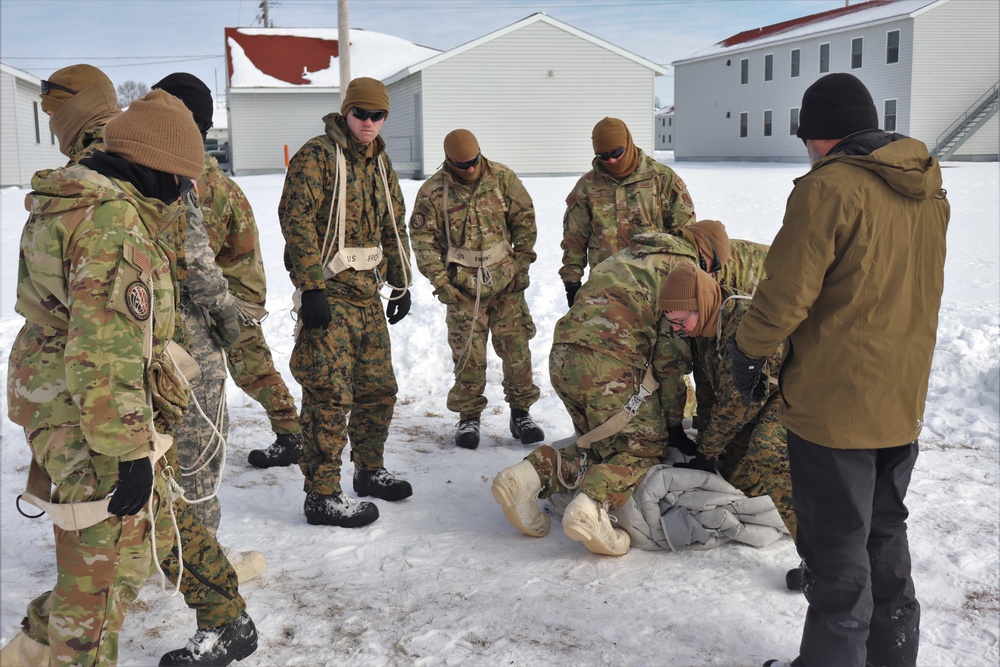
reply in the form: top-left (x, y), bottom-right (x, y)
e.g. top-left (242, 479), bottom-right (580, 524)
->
top-left (788, 432), bottom-right (920, 667)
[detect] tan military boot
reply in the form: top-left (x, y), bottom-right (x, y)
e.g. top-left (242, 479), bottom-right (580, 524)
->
top-left (562, 493), bottom-right (630, 556)
top-left (491, 460), bottom-right (550, 537)
top-left (224, 548), bottom-right (267, 584)
top-left (0, 630), bottom-right (50, 667)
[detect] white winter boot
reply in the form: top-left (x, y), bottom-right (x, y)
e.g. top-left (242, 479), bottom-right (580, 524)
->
top-left (0, 630), bottom-right (50, 667)
top-left (491, 460), bottom-right (551, 537)
top-left (562, 493), bottom-right (630, 556)
top-left (224, 548), bottom-right (267, 584)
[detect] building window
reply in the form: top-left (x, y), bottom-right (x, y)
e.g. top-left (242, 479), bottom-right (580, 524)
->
top-left (763, 110), bottom-right (773, 137)
top-left (791, 49), bottom-right (800, 77)
top-left (740, 58), bottom-right (749, 85)
top-left (668, 134), bottom-right (672, 143)
top-left (852, 37), bottom-right (863, 69)
top-left (668, 117), bottom-right (672, 127)
top-left (819, 43), bottom-right (830, 73)
top-left (764, 54), bottom-right (773, 81)
top-left (740, 112), bottom-right (748, 138)
top-left (886, 30), bottom-right (900, 64)
top-left (790, 108), bottom-right (799, 135)
top-left (884, 99), bottom-right (897, 132)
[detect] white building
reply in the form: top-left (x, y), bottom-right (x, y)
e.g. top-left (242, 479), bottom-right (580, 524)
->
top-left (382, 13), bottom-right (666, 178)
top-left (224, 27), bottom-right (438, 175)
top-left (672, 0), bottom-right (999, 162)
top-left (1, 62), bottom-right (64, 187)
top-left (655, 106), bottom-right (675, 150)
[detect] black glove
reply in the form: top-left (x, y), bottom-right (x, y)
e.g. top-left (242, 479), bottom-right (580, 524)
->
top-left (108, 458), bottom-right (154, 517)
top-left (667, 424), bottom-right (699, 457)
top-left (674, 453), bottom-right (722, 475)
top-left (386, 289), bottom-right (411, 325)
top-left (564, 281), bottom-right (582, 308)
top-left (730, 339), bottom-right (768, 403)
top-left (209, 301), bottom-right (242, 350)
top-left (299, 289), bottom-right (331, 330)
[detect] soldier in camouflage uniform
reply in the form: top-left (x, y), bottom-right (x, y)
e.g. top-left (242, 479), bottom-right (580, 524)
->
top-left (559, 117), bottom-right (696, 307)
top-left (409, 129), bottom-right (543, 450)
top-left (661, 263), bottom-right (795, 538)
top-left (154, 73), bottom-right (303, 471)
top-left (3, 91), bottom-right (256, 667)
top-left (280, 77), bottom-right (413, 528)
top-left (492, 229), bottom-right (730, 556)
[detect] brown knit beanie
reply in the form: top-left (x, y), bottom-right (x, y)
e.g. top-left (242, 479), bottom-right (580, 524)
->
top-left (681, 220), bottom-right (732, 270)
top-left (40, 64), bottom-right (115, 115)
top-left (340, 77), bottom-right (389, 118)
top-left (659, 262), bottom-right (699, 312)
top-left (104, 90), bottom-right (205, 179)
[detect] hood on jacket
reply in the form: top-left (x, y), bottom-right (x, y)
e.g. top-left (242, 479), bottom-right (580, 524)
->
top-left (813, 131), bottom-right (944, 201)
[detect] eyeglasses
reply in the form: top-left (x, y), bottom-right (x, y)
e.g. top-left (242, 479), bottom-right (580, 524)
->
top-left (449, 153), bottom-right (481, 170)
top-left (596, 146), bottom-right (625, 161)
top-left (666, 311), bottom-right (697, 329)
top-left (350, 107), bottom-right (387, 122)
top-left (41, 80), bottom-right (78, 96)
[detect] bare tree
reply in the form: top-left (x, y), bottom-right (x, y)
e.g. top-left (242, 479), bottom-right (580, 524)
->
top-left (116, 80), bottom-right (149, 108)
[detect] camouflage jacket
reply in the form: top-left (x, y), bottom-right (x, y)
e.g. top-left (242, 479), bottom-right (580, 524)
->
top-left (7, 164), bottom-right (180, 461)
top-left (279, 113), bottom-right (410, 306)
top-left (717, 239), bottom-right (769, 295)
top-left (409, 158), bottom-right (536, 298)
top-left (559, 150), bottom-right (696, 283)
top-left (64, 123), bottom-right (108, 166)
top-left (199, 154), bottom-right (267, 304)
top-left (692, 290), bottom-right (784, 460)
top-left (181, 183), bottom-right (235, 315)
top-left (553, 232), bottom-right (699, 370)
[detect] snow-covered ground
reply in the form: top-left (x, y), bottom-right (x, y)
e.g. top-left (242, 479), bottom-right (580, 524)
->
top-left (2, 155), bottom-right (997, 666)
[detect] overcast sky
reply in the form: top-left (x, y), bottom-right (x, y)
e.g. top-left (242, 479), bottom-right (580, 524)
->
top-left (1, 0), bottom-right (848, 106)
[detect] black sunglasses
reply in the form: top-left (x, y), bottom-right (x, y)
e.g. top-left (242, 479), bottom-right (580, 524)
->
top-left (450, 153), bottom-right (481, 170)
top-left (41, 80), bottom-right (78, 96)
top-left (596, 146), bottom-right (626, 161)
top-left (350, 107), bottom-right (387, 122)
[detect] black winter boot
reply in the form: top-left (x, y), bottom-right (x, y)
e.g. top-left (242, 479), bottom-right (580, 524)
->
top-left (510, 409), bottom-right (544, 445)
top-left (304, 492), bottom-right (379, 527)
top-left (159, 612), bottom-right (258, 666)
top-left (247, 432), bottom-right (301, 469)
top-left (353, 467), bottom-right (413, 501)
top-left (455, 418), bottom-right (480, 449)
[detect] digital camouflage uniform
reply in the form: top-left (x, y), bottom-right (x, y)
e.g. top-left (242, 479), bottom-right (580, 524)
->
top-left (690, 289), bottom-right (795, 537)
top-left (528, 233), bottom-right (700, 509)
top-left (199, 154), bottom-right (302, 438)
top-left (409, 157), bottom-right (539, 419)
top-left (692, 238), bottom-right (770, 431)
top-left (559, 149), bottom-right (696, 284)
top-left (6, 165), bottom-right (243, 666)
top-left (280, 113), bottom-right (410, 496)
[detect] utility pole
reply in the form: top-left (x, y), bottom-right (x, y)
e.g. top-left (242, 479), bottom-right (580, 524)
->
top-left (259, 0), bottom-right (271, 28)
top-left (338, 0), bottom-right (351, 90)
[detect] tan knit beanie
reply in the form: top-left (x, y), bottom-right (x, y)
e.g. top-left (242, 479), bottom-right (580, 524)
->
top-left (681, 220), bottom-right (732, 269)
top-left (340, 77), bottom-right (389, 117)
top-left (40, 64), bottom-right (115, 116)
top-left (659, 262), bottom-right (699, 312)
top-left (444, 129), bottom-right (480, 162)
top-left (104, 90), bottom-right (204, 179)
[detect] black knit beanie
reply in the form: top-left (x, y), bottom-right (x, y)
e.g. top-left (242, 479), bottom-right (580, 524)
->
top-left (152, 73), bottom-right (214, 135)
top-left (796, 73), bottom-right (879, 140)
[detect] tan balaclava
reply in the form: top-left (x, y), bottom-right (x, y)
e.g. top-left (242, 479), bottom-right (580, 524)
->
top-left (104, 90), bottom-right (205, 179)
top-left (657, 262), bottom-right (723, 338)
top-left (681, 220), bottom-right (732, 272)
top-left (42, 64), bottom-right (120, 157)
top-left (592, 117), bottom-right (638, 180)
top-left (340, 77), bottom-right (389, 118)
top-left (443, 129), bottom-right (483, 183)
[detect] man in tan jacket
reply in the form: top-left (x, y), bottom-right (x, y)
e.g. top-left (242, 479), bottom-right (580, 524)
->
top-left (733, 73), bottom-right (949, 667)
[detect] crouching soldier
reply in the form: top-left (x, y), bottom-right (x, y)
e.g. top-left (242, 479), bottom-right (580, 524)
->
top-left (492, 228), bottom-right (729, 556)
top-left (661, 263), bottom-right (795, 538)
top-left (410, 129), bottom-right (543, 449)
top-left (3, 91), bottom-right (257, 666)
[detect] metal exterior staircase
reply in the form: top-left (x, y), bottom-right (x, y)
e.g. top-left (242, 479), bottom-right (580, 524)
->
top-left (932, 81), bottom-right (999, 161)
